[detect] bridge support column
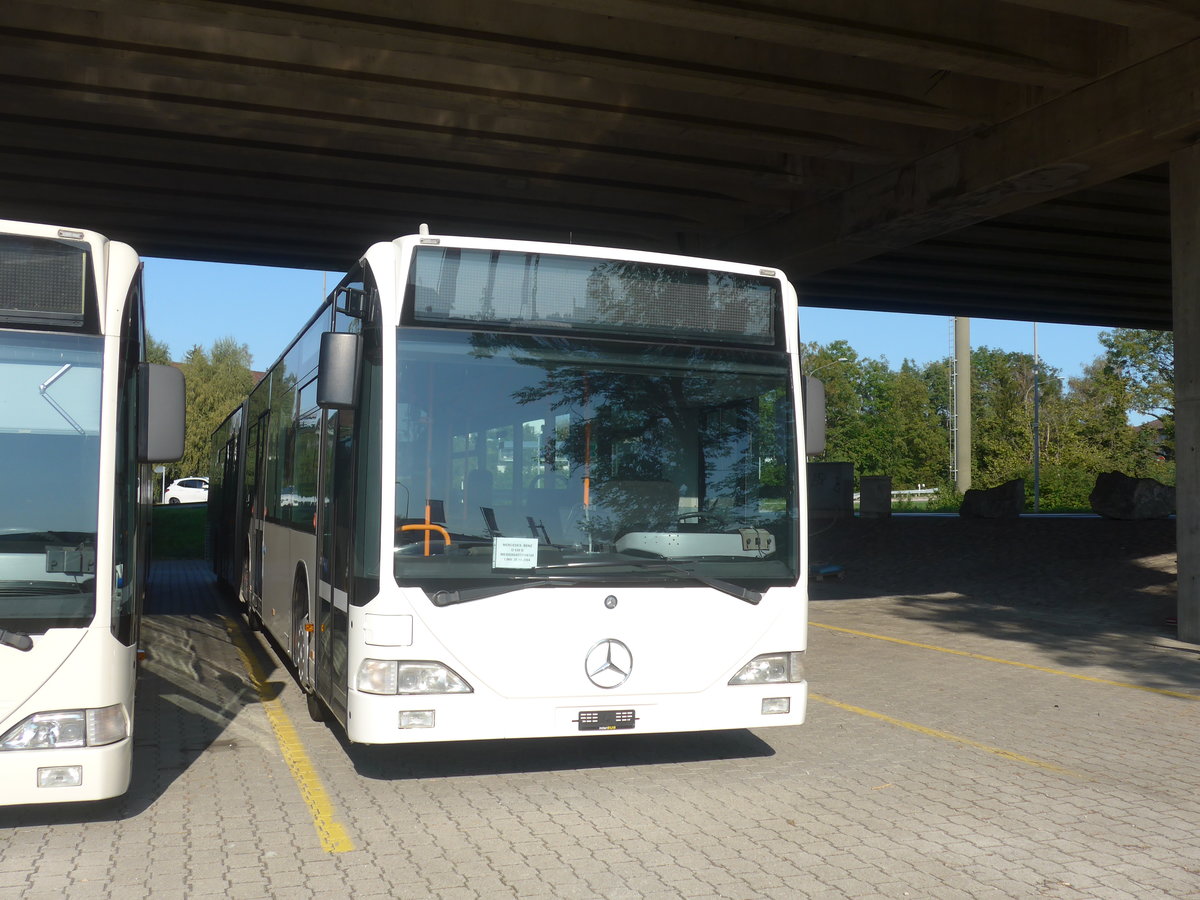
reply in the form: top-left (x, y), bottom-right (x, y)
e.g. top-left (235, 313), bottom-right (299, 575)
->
top-left (1171, 145), bottom-right (1200, 643)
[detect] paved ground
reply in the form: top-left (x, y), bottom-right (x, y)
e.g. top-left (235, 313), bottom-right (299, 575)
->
top-left (2, 518), bottom-right (1199, 898)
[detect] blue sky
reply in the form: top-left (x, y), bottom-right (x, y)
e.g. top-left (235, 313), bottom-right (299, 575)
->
top-left (143, 258), bottom-right (1113, 380)
top-left (798, 306), bottom-right (1109, 382)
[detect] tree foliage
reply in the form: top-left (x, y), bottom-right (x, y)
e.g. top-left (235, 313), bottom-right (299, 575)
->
top-left (146, 332), bottom-right (172, 365)
top-left (175, 337), bottom-right (255, 480)
top-left (804, 341), bottom-right (950, 490)
top-left (1099, 327), bottom-right (1174, 457)
top-left (805, 333), bottom-right (1174, 510)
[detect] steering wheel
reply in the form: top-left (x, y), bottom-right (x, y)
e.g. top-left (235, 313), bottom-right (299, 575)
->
top-left (673, 511), bottom-right (726, 530)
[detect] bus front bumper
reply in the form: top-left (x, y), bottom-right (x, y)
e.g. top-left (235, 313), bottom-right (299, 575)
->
top-left (0, 738), bottom-right (132, 806)
top-left (343, 682), bottom-right (807, 744)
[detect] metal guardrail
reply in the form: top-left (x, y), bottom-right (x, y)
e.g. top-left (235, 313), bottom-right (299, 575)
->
top-left (852, 488), bottom-right (938, 501)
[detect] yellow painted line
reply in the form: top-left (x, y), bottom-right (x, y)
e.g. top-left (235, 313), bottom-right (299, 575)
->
top-left (811, 621), bottom-right (1199, 701)
top-left (810, 693), bottom-right (1082, 777)
top-left (223, 616), bottom-right (355, 853)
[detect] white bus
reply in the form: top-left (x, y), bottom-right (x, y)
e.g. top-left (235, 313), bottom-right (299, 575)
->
top-left (211, 230), bottom-right (817, 743)
top-left (0, 219), bottom-right (183, 804)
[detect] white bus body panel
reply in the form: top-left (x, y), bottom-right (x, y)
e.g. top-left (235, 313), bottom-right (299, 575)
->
top-left (258, 521), bottom-right (317, 653)
top-left (0, 628), bottom-right (135, 805)
top-left (344, 583), bottom-right (807, 744)
top-left (335, 234), bottom-right (811, 745)
top-left (0, 219), bottom-right (141, 805)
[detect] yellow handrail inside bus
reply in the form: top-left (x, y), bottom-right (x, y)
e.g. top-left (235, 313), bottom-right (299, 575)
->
top-left (399, 523), bottom-right (452, 556)
top-left (398, 502), bottom-right (452, 556)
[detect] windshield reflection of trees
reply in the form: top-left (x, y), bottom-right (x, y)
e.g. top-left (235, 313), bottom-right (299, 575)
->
top-left (584, 261), bottom-right (772, 343)
top-left (460, 332), bottom-right (792, 549)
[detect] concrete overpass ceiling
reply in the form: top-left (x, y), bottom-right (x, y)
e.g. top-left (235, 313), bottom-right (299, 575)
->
top-left (0, 1), bottom-right (1197, 328)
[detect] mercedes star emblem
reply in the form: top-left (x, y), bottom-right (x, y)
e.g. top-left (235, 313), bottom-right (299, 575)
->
top-left (585, 638), bottom-right (633, 689)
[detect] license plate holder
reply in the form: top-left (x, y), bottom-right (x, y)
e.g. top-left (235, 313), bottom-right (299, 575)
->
top-left (576, 709), bottom-right (636, 731)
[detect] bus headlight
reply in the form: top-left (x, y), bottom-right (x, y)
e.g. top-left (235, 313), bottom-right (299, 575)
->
top-left (728, 652), bottom-right (805, 685)
top-left (356, 659), bottom-right (399, 694)
top-left (356, 660), bottom-right (473, 695)
top-left (87, 705), bottom-right (129, 746)
top-left (0, 705), bottom-right (128, 750)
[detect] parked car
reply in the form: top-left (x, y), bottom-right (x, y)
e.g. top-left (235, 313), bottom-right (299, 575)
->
top-left (164, 477), bottom-right (209, 504)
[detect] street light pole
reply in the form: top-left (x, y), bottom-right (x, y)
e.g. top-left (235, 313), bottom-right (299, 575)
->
top-left (1033, 323), bottom-right (1040, 514)
top-left (805, 356), bottom-right (848, 378)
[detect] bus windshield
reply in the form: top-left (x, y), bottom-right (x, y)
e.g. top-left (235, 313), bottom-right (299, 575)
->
top-left (0, 330), bottom-right (101, 632)
top-left (393, 329), bottom-right (799, 598)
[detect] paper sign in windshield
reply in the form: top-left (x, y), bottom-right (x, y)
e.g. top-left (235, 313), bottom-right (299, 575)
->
top-left (492, 537), bottom-right (539, 570)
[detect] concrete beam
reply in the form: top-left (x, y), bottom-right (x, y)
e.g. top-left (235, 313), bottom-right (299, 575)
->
top-left (727, 36), bottom-right (1200, 276)
top-left (524, 0), bottom-right (1100, 87)
top-left (1008, 0), bottom-right (1200, 28)
top-left (0, 1), bottom-right (1002, 132)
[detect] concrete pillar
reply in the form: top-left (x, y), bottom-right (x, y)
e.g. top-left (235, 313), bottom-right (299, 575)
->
top-left (954, 317), bottom-right (972, 494)
top-left (1171, 145), bottom-right (1200, 644)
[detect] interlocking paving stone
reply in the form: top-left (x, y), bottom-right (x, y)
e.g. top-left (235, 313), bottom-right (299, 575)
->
top-left (1, 557), bottom-right (1199, 897)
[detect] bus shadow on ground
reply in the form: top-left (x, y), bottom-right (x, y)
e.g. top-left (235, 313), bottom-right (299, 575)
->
top-left (344, 728), bottom-right (776, 782)
top-left (0, 616), bottom-right (260, 828)
top-left (0, 562), bottom-right (258, 828)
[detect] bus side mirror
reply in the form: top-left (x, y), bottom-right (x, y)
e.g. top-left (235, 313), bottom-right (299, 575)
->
top-left (139, 363), bottom-right (185, 463)
top-left (802, 376), bottom-right (826, 457)
top-left (317, 332), bottom-right (362, 409)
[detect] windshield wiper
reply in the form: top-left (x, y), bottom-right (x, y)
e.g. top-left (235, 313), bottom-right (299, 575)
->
top-left (39, 364), bottom-right (86, 434)
top-left (0, 628), bottom-right (33, 652)
top-left (426, 559), bottom-right (764, 607)
top-left (533, 559), bottom-right (762, 604)
top-left (430, 579), bottom-right (555, 606)
top-left (0, 531), bottom-right (94, 548)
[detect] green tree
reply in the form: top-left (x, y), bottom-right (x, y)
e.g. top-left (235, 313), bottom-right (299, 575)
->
top-left (885, 361), bottom-right (950, 487)
top-left (176, 337), bottom-right (254, 479)
top-left (803, 342), bottom-right (948, 491)
top-left (970, 346), bottom-right (1040, 484)
top-left (802, 339), bottom-right (860, 467)
top-left (146, 332), bottom-right (172, 365)
top-left (1061, 358), bottom-right (1139, 471)
top-left (1098, 327), bottom-right (1174, 457)
top-left (804, 334), bottom-right (1171, 512)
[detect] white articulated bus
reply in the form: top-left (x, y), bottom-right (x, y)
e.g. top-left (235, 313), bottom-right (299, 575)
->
top-left (211, 230), bottom-right (817, 743)
top-left (0, 219), bottom-right (183, 804)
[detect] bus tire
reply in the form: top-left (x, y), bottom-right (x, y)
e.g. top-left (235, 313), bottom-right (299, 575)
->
top-left (306, 692), bottom-right (326, 723)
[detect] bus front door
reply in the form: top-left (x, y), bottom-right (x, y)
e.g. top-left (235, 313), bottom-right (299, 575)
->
top-left (314, 406), bottom-right (353, 722)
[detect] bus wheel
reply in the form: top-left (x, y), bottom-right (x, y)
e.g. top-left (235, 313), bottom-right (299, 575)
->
top-left (306, 692), bottom-right (325, 723)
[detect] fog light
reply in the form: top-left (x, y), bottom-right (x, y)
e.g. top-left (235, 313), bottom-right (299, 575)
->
top-left (761, 697), bottom-right (791, 715)
top-left (399, 710), bottom-right (435, 729)
top-left (38, 765), bottom-right (82, 788)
